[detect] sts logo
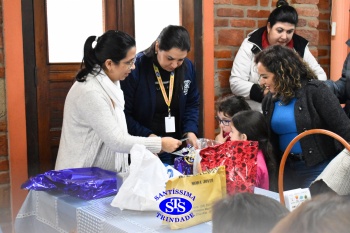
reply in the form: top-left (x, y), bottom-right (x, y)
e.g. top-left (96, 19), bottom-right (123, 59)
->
top-left (159, 198), bottom-right (192, 215)
top-left (155, 189), bottom-right (195, 223)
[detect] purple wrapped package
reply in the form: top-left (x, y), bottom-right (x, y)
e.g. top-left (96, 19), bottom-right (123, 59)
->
top-left (21, 167), bottom-right (118, 200)
top-left (173, 145), bottom-right (196, 175)
top-left (174, 156), bottom-right (194, 175)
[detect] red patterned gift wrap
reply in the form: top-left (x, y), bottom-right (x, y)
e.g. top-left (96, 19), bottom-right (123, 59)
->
top-left (199, 140), bottom-right (258, 195)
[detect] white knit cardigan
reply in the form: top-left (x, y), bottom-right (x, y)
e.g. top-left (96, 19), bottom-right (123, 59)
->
top-left (55, 71), bottom-right (161, 171)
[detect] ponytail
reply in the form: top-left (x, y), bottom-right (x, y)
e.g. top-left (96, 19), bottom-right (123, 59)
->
top-left (76, 36), bottom-right (101, 82)
top-left (75, 30), bottom-right (136, 82)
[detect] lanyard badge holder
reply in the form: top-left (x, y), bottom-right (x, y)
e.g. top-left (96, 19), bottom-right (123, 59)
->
top-left (154, 64), bottom-right (175, 133)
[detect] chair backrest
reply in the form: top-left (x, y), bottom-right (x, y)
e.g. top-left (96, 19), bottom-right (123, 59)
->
top-left (278, 129), bottom-right (350, 204)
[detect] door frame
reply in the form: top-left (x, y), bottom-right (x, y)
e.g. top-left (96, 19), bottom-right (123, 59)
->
top-left (22, 0), bottom-right (205, 176)
top-left (6, 0), bottom-right (214, 222)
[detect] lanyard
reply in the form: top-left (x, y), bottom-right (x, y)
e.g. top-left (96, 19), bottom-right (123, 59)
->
top-left (153, 64), bottom-right (174, 116)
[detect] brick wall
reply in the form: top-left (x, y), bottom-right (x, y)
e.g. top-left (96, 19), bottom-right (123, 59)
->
top-left (0, 1), bottom-right (11, 232)
top-left (214, 0), bottom-right (331, 98)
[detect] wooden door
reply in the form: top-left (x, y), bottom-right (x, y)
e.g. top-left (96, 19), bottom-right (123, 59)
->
top-left (24, 0), bottom-right (201, 176)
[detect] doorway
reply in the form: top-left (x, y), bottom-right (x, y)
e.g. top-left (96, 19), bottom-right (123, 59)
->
top-left (23, 0), bottom-right (203, 176)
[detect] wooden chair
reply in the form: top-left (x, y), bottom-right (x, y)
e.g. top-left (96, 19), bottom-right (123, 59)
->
top-left (278, 129), bottom-right (350, 204)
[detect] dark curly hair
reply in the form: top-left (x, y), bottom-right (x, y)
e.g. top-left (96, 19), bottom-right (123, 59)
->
top-left (254, 45), bottom-right (317, 104)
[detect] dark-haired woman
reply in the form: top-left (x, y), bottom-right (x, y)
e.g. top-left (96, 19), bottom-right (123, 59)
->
top-left (256, 45), bottom-right (350, 190)
top-left (121, 25), bottom-right (200, 165)
top-left (55, 30), bottom-right (181, 172)
top-left (229, 0), bottom-right (326, 111)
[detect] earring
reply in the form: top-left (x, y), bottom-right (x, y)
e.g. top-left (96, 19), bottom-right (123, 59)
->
top-left (155, 51), bottom-right (158, 54)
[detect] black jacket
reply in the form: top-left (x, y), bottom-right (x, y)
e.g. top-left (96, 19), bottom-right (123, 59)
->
top-left (262, 79), bottom-right (350, 166)
top-left (325, 51), bottom-right (350, 117)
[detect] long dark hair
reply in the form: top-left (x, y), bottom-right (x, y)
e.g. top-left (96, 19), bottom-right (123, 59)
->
top-left (268, 0), bottom-right (298, 27)
top-left (232, 110), bottom-right (278, 190)
top-left (76, 30), bottom-right (136, 82)
top-left (143, 25), bottom-right (191, 92)
top-left (144, 25), bottom-right (191, 56)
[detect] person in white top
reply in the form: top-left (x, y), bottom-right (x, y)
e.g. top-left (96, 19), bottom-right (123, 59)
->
top-left (229, 0), bottom-right (327, 111)
top-left (55, 30), bottom-right (181, 172)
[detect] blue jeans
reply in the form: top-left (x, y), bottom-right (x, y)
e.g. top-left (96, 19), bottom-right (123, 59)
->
top-left (283, 158), bottom-right (331, 191)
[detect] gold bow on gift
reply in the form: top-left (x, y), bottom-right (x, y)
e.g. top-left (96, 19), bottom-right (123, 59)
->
top-left (182, 146), bottom-right (196, 164)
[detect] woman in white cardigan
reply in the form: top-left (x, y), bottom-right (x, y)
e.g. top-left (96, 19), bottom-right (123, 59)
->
top-left (55, 30), bottom-right (181, 172)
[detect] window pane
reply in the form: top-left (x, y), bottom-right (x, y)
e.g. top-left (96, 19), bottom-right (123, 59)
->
top-left (134, 0), bottom-right (180, 53)
top-left (46, 0), bottom-right (103, 63)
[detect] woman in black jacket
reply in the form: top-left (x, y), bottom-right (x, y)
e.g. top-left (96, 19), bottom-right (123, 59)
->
top-left (256, 45), bottom-right (350, 190)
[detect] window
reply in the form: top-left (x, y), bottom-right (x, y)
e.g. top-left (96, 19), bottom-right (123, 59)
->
top-left (46, 0), bottom-right (180, 61)
top-left (46, 0), bottom-right (103, 63)
top-left (134, 0), bottom-right (180, 53)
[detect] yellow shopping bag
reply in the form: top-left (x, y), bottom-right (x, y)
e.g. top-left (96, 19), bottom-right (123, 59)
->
top-left (156, 166), bottom-right (226, 230)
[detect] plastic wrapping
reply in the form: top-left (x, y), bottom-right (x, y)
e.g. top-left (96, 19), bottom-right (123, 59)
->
top-left (196, 138), bottom-right (221, 149)
top-left (173, 145), bottom-right (196, 175)
top-left (21, 167), bottom-right (117, 200)
top-left (174, 156), bottom-right (194, 175)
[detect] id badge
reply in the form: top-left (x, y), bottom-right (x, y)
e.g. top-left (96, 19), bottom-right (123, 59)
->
top-left (165, 116), bottom-right (175, 132)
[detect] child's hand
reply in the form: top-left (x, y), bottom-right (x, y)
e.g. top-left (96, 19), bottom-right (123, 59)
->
top-left (215, 127), bottom-right (229, 143)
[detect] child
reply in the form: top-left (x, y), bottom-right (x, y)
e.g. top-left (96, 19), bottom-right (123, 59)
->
top-left (215, 95), bottom-right (251, 143)
top-left (212, 192), bottom-right (289, 233)
top-left (230, 110), bottom-right (278, 191)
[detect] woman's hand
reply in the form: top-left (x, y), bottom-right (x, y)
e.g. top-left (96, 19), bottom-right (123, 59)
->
top-left (185, 132), bottom-right (198, 149)
top-left (161, 137), bottom-right (182, 153)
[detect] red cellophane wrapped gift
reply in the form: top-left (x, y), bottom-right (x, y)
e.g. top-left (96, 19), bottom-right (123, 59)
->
top-left (199, 140), bottom-right (258, 195)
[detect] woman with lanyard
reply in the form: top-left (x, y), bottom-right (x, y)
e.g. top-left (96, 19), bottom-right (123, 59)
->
top-left (121, 25), bottom-right (200, 165)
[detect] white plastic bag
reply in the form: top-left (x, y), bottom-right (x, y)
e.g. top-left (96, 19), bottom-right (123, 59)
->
top-left (111, 144), bottom-right (168, 211)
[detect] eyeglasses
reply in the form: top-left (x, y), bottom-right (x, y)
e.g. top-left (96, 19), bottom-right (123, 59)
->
top-left (215, 116), bottom-right (231, 126)
top-left (124, 58), bottom-right (136, 69)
